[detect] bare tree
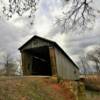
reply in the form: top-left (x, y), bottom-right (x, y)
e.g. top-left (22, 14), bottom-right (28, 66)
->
top-left (56, 0), bottom-right (97, 32)
top-left (79, 56), bottom-right (87, 76)
top-left (79, 56), bottom-right (91, 76)
top-left (86, 47), bottom-right (100, 75)
top-left (3, 53), bottom-right (17, 76)
top-left (0, 0), bottom-right (38, 25)
top-left (0, 0), bottom-right (98, 31)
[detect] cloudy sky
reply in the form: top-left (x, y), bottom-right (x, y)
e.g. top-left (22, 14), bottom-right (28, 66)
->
top-left (0, 0), bottom-right (100, 66)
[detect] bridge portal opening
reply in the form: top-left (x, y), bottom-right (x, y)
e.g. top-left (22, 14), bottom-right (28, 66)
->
top-left (25, 46), bottom-right (52, 76)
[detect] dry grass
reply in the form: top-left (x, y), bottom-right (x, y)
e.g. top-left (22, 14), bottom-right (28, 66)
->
top-left (84, 75), bottom-right (100, 91)
top-left (0, 76), bottom-right (75, 100)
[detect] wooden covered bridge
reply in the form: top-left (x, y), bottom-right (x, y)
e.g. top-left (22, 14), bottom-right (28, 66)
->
top-left (19, 35), bottom-right (79, 80)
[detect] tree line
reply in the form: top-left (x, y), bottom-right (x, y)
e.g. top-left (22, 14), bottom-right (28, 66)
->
top-left (0, 53), bottom-right (22, 76)
top-left (79, 46), bottom-right (100, 76)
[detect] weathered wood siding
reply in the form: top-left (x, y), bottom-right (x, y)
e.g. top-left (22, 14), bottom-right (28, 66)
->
top-left (21, 38), bottom-right (52, 75)
top-left (49, 47), bottom-right (57, 76)
top-left (55, 48), bottom-right (79, 80)
top-left (20, 36), bottom-right (79, 80)
top-left (21, 38), bottom-right (51, 51)
top-left (21, 52), bottom-right (32, 75)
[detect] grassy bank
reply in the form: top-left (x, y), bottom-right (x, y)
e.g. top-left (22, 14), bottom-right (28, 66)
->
top-left (0, 76), bottom-right (75, 100)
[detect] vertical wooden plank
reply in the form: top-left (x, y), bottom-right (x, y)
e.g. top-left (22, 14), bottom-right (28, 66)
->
top-left (21, 51), bottom-right (31, 75)
top-left (49, 47), bottom-right (57, 76)
top-left (21, 52), bottom-right (26, 75)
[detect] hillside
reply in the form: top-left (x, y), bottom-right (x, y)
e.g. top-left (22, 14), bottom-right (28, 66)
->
top-left (0, 76), bottom-right (75, 100)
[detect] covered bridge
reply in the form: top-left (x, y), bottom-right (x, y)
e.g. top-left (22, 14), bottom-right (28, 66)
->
top-left (19, 35), bottom-right (79, 80)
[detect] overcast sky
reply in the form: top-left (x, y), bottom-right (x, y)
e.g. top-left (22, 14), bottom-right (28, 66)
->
top-left (0, 0), bottom-right (100, 66)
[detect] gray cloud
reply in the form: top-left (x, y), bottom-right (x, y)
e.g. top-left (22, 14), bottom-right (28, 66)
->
top-left (0, 20), bottom-right (30, 59)
top-left (0, 0), bottom-right (99, 66)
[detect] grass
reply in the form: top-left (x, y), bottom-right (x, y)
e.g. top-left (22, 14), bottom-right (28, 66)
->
top-left (0, 76), bottom-right (99, 100)
top-left (0, 76), bottom-right (75, 100)
top-left (79, 75), bottom-right (100, 100)
top-left (84, 76), bottom-right (100, 91)
top-left (86, 90), bottom-right (100, 100)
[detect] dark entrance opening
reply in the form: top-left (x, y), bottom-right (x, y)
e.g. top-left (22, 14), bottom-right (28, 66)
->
top-left (25, 46), bottom-right (52, 76)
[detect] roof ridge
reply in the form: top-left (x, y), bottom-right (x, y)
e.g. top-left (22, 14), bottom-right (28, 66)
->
top-left (18, 35), bottom-right (79, 69)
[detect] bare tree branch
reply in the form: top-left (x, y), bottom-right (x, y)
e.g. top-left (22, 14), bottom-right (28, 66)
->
top-left (57, 0), bottom-right (96, 32)
top-left (0, 0), bottom-right (98, 32)
top-left (3, 53), bottom-right (18, 76)
top-left (86, 47), bottom-right (100, 75)
top-left (79, 56), bottom-right (92, 76)
top-left (0, 0), bottom-right (38, 24)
